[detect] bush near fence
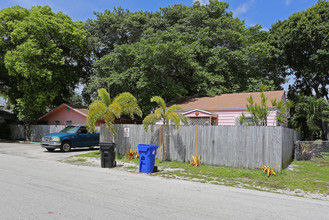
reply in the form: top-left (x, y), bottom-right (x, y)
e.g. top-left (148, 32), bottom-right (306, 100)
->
top-left (295, 141), bottom-right (329, 160)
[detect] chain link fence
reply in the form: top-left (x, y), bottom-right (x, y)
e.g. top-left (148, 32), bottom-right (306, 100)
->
top-left (295, 141), bottom-right (329, 160)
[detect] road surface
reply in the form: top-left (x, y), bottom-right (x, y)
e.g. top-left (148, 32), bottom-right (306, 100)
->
top-left (0, 142), bottom-right (328, 219)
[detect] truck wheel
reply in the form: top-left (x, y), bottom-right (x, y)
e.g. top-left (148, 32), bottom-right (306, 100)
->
top-left (46, 148), bottom-right (55, 152)
top-left (60, 141), bottom-right (72, 152)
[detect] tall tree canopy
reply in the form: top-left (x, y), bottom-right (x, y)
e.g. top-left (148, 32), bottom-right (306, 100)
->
top-left (85, 0), bottom-right (284, 113)
top-left (290, 96), bottom-right (329, 140)
top-left (0, 6), bottom-right (90, 132)
top-left (270, 0), bottom-right (329, 100)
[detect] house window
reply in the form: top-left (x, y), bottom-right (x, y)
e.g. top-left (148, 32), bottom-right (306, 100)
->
top-left (243, 117), bottom-right (253, 125)
top-left (55, 121), bottom-right (60, 126)
top-left (67, 108), bottom-right (70, 112)
top-left (66, 121), bottom-right (72, 126)
top-left (235, 116), bottom-right (254, 125)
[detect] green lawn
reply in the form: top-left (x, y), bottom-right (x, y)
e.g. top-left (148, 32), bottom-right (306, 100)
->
top-left (71, 152), bottom-right (329, 197)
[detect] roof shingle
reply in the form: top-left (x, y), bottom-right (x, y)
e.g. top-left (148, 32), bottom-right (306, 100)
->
top-left (169, 90), bottom-right (285, 110)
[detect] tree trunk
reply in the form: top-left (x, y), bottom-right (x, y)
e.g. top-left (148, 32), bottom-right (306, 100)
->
top-left (24, 123), bottom-right (32, 142)
top-left (321, 120), bottom-right (328, 140)
top-left (102, 124), bottom-right (107, 142)
top-left (164, 125), bottom-right (167, 161)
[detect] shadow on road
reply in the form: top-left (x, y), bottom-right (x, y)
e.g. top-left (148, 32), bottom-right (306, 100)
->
top-left (43, 147), bottom-right (100, 154)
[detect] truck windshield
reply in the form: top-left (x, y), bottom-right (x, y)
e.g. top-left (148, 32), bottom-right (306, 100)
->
top-left (60, 126), bottom-right (79, 134)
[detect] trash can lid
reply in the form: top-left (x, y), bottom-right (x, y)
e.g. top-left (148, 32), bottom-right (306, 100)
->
top-left (137, 144), bottom-right (158, 151)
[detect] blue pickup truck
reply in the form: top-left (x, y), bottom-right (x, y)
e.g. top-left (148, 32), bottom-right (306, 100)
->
top-left (41, 125), bottom-right (100, 152)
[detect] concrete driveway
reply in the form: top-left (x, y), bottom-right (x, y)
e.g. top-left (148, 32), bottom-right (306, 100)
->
top-left (0, 142), bottom-right (329, 219)
top-left (0, 141), bottom-right (98, 161)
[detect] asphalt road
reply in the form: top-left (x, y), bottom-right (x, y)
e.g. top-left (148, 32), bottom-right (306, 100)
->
top-left (0, 142), bottom-right (328, 220)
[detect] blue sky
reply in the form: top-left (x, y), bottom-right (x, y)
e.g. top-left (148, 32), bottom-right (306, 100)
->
top-left (1, 0), bottom-right (319, 30)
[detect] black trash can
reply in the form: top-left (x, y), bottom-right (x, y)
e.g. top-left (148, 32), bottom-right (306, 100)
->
top-left (99, 142), bottom-right (116, 168)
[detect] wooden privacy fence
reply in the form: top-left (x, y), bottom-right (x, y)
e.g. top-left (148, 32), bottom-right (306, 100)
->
top-left (8, 125), bottom-right (101, 141)
top-left (8, 124), bottom-right (298, 171)
top-left (9, 125), bottom-right (66, 141)
top-left (101, 124), bottom-right (298, 171)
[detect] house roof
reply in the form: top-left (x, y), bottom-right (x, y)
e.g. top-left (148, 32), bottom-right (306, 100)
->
top-left (38, 103), bottom-right (88, 121)
top-left (74, 107), bottom-right (89, 116)
top-left (169, 90), bottom-right (285, 111)
top-left (183, 109), bottom-right (218, 117)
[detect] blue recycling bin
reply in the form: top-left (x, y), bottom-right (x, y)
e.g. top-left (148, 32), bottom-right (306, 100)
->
top-left (138, 144), bottom-right (158, 173)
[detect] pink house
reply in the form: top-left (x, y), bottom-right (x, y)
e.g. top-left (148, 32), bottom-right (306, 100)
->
top-left (169, 90), bottom-right (287, 126)
top-left (38, 103), bottom-right (89, 125)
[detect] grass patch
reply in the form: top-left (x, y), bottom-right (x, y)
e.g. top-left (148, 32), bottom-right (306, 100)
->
top-left (153, 156), bottom-right (329, 196)
top-left (124, 166), bottom-right (138, 170)
top-left (68, 151), bottom-right (329, 197)
top-left (74, 151), bottom-right (100, 158)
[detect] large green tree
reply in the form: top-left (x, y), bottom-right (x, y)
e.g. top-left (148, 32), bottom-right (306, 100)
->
top-left (290, 96), bottom-right (329, 140)
top-left (85, 0), bottom-right (284, 113)
top-left (0, 6), bottom-right (90, 139)
top-left (270, 0), bottom-right (329, 100)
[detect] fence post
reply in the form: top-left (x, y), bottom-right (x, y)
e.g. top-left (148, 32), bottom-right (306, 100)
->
top-left (159, 125), bottom-right (162, 160)
top-left (164, 125), bottom-right (167, 161)
top-left (195, 125), bottom-right (198, 155)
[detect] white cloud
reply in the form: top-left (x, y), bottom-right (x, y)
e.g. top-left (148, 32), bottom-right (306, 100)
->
top-left (285, 0), bottom-right (292, 6)
top-left (233, 0), bottom-right (255, 16)
top-left (193, 0), bottom-right (209, 5)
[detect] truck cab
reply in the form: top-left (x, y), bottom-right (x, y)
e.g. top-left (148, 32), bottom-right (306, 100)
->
top-left (41, 125), bottom-right (100, 152)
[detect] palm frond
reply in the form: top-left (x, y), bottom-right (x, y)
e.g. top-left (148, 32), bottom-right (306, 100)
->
top-left (108, 102), bottom-right (122, 119)
top-left (167, 112), bottom-right (181, 129)
top-left (98, 88), bottom-right (111, 107)
top-left (86, 101), bottom-right (106, 133)
top-left (153, 108), bottom-right (164, 119)
top-left (143, 114), bottom-right (159, 132)
top-left (151, 96), bottom-right (166, 112)
top-left (179, 114), bottom-right (188, 125)
top-left (167, 104), bottom-right (183, 112)
top-left (86, 88), bottom-right (142, 136)
top-left (113, 92), bottom-right (142, 119)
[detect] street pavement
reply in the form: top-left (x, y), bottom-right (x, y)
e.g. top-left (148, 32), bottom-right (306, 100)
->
top-left (0, 142), bottom-right (328, 220)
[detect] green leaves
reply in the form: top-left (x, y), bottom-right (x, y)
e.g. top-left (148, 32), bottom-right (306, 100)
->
top-left (150, 96), bottom-right (166, 112)
top-left (86, 88), bottom-right (142, 134)
top-left (85, 0), bottom-right (283, 113)
top-left (271, 99), bottom-right (292, 125)
top-left (245, 92), bottom-right (269, 126)
top-left (290, 96), bottom-right (329, 140)
top-left (0, 5), bottom-right (90, 129)
top-left (142, 96), bottom-right (186, 132)
top-left (270, 0), bottom-right (329, 100)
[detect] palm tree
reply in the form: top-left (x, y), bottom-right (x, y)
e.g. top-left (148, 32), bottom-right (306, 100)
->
top-left (290, 96), bottom-right (329, 140)
top-left (143, 96), bottom-right (187, 160)
top-left (86, 88), bottom-right (142, 137)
